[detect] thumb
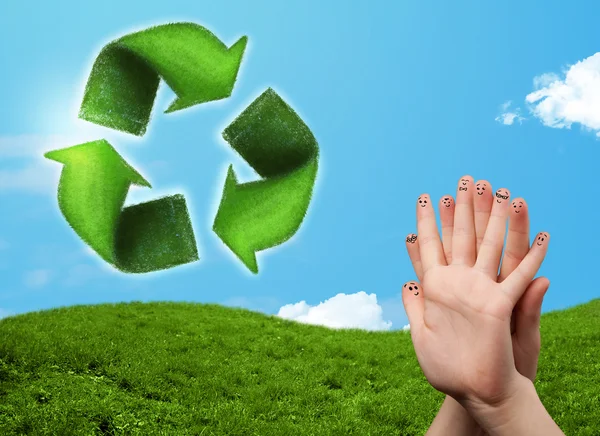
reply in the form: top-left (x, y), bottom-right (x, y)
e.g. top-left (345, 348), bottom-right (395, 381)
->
top-left (402, 280), bottom-right (424, 337)
top-left (513, 277), bottom-right (550, 339)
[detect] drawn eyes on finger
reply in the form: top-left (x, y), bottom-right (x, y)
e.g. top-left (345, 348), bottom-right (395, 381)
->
top-left (512, 200), bottom-right (524, 214)
top-left (495, 189), bottom-right (510, 204)
top-left (403, 281), bottom-right (420, 296)
top-left (441, 197), bottom-right (453, 208)
top-left (535, 232), bottom-right (549, 246)
top-left (476, 182), bottom-right (488, 196)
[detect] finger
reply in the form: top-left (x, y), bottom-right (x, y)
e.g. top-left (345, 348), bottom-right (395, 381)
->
top-left (512, 277), bottom-right (550, 382)
top-left (416, 194), bottom-right (445, 274)
top-left (402, 280), bottom-right (424, 337)
top-left (439, 195), bottom-right (454, 264)
top-left (473, 180), bottom-right (493, 254)
top-left (501, 232), bottom-right (550, 305)
top-left (475, 188), bottom-right (511, 278)
top-left (451, 175), bottom-right (477, 266)
top-left (405, 233), bottom-right (424, 281)
top-left (513, 277), bottom-right (550, 335)
top-left (499, 198), bottom-right (530, 282)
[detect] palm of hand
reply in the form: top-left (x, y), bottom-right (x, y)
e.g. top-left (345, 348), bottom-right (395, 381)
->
top-left (414, 264), bottom-right (516, 405)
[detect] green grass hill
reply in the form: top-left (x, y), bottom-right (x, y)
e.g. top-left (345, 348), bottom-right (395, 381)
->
top-left (0, 299), bottom-right (598, 435)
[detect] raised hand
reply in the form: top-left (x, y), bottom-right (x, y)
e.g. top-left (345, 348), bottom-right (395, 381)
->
top-left (406, 182), bottom-right (549, 383)
top-left (401, 176), bottom-right (550, 409)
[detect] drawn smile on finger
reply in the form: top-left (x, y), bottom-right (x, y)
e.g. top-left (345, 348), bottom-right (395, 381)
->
top-left (404, 282), bottom-right (420, 296)
top-left (476, 182), bottom-right (487, 196)
top-left (442, 197), bottom-right (453, 208)
top-left (459, 178), bottom-right (469, 191)
top-left (406, 234), bottom-right (417, 244)
top-left (418, 195), bottom-right (428, 207)
top-left (536, 232), bottom-right (548, 246)
top-left (512, 201), bottom-right (524, 213)
top-left (495, 189), bottom-right (509, 203)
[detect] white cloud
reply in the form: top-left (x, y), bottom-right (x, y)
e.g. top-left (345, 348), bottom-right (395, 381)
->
top-left (23, 269), bottom-right (53, 288)
top-left (495, 101), bottom-right (526, 126)
top-left (498, 53), bottom-right (600, 137)
top-left (402, 324), bottom-right (411, 332)
top-left (277, 291), bottom-right (392, 331)
top-left (525, 53), bottom-right (600, 136)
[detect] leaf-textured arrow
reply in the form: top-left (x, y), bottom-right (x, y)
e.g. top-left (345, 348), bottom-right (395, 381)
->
top-left (79, 22), bottom-right (248, 136)
top-left (45, 140), bottom-right (199, 273)
top-left (213, 88), bottom-right (319, 273)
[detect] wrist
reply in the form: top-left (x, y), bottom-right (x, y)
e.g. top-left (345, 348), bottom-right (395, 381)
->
top-left (426, 395), bottom-right (485, 436)
top-left (464, 375), bottom-right (563, 436)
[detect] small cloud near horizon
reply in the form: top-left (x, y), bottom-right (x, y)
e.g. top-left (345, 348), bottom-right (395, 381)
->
top-left (277, 291), bottom-right (392, 331)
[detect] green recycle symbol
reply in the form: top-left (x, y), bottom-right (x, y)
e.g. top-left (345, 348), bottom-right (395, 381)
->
top-left (44, 22), bottom-right (319, 274)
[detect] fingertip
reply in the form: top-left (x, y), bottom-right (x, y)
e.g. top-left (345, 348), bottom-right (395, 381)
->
top-left (494, 187), bottom-right (511, 205)
top-left (533, 231), bottom-right (550, 248)
top-left (403, 281), bottom-right (422, 297)
top-left (417, 194), bottom-right (431, 210)
top-left (474, 179), bottom-right (492, 197)
top-left (439, 195), bottom-right (454, 208)
top-left (541, 277), bottom-right (551, 294)
top-left (510, 197), bottom-right (528, 216)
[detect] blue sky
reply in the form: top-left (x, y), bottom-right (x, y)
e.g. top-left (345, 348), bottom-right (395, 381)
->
top-left (1, 0), bottom-right (599, 331)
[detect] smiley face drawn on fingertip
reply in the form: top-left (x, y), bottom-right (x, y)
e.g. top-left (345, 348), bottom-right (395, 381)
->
top-left (458, 178), bottom-right (469, 191)
top-left (418, 195), bottom-right (429, 207)
top-left (476, 182), bottom-right (488, 196)
top-left (406, 234), bottom-right (417, 244)
top-left (495, 189), bottom-right (509, 203)
top-left (441, 197), bottom-right (453, 208)
top-left (536, 232), bottom-right (548, 246)
top-left (403, 281), bottom-right (420, 296)
top-left (512, 201), bottom-right (524, 213)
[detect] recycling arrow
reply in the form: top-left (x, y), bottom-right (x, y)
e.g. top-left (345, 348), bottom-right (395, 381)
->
top-left (47, 22), bottom-right (319, 275)
top-left (213, 88), bottom-right (319, 274)
top-left (45, 140), bottom-right (198, 273)
top-left (79, 22), bottom-right (247, 136)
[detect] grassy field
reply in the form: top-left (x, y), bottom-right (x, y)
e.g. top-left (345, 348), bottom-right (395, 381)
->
top-left (0, 299), bottom-right (598, 435)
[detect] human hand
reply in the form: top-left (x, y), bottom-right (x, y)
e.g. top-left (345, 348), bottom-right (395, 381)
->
top-left (401, 176), bottom-right (550, 409)
top-left (406, 182), bottom-right (550, 383)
